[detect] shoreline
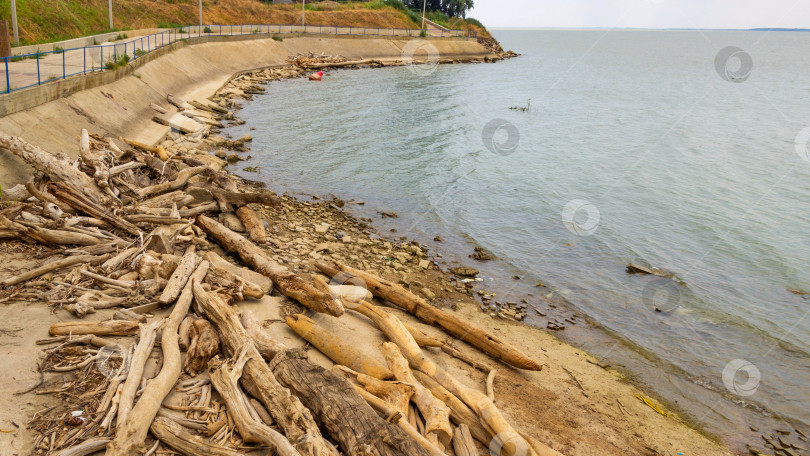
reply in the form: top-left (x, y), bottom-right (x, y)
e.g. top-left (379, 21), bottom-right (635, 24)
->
top-left (201, 63), bottom-right (737, 454)
top-left (218, 62), bottom-right (807, 454)
top-left (0, 41), bottom-right (738, 455)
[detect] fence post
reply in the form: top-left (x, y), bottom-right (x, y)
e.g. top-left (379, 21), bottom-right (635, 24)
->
top-left (83, 47), bottom-right (86, 73)
top-left (5, 57), bottom-right (9, 93)
top-left (62, 50), bottom-right (65, 79)
top-left (36, 53), bottom-right (40, 85)
top-left (100, 46), bottom-right (103, 71)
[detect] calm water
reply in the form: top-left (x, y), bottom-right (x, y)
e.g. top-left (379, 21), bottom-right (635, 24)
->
top-left (227, 30), bottom-right (810, 447)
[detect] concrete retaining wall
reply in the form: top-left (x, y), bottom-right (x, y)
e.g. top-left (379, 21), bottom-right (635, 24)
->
top-left (0, 34), bottom-right (495, 189)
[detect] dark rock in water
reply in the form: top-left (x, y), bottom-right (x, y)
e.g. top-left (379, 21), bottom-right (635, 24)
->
top-left (379, 211), bottom-right (398, 218)
top-left (470, 247), bottom-right (494, 261)
top-left (450, 267), bottom-right (479, 278)
top-left (434, 235), bottom-right (443, 242)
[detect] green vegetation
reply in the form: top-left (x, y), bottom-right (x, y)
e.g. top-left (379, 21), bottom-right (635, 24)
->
top-left (157, 21), bottom-right (184, 28)
top-left (272, 34), bottom-right (283, 41)
top-left (114, 33), bottom-right (128, 41)
top-left (463, 17), bottom-right (483, 28)
top-left (425, 10), bottom-right (450, 27)
top-left (105, 53), bottom-right (130, 70)
top-left (134, 48), bottom-right (147, 57)
top-left (203, 26), bottom-right (212, 33)
top-left (53, 45), bottom-right (64, 54)
top-left (382, 0), bottom-right (421, 24)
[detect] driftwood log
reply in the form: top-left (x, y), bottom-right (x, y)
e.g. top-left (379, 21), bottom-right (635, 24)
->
top-left (316, 261), bottom-right (541, 371)
top-left (352, 301), bottom-right (558, 456)
top-left (208, 352), bottom-right (298, 456)
top-left (1, 254), bottom-right (110, 287)
top-left (191, 282), bottom-right (339, 456)
top-left (150, 416), bottom-right (241, 456)
top-left (235, 206), bottom-right (266, 244)
top-left (195, 283), bottom-right (431, 456)
top-left (49, 319), bottom-right (139, 336)
top-left (106, 262), bottom-right (210, 456)
top-left (0, 133), bottom-right (109, 205)
top-left (285, 314), bottom-right (393, 380)
top-left (197, 215), bottom-right (343, 316)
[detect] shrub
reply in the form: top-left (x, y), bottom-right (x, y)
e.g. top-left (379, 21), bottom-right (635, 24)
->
top-left (203, 26), bottom-right (212, 33)
top-left (53, 45), bottom-right (64, 54)
top-left (464, 17), bottom-right (484, 28)
top-left (426, 11), bottom-right (450, 27)
top-left (105, 54), bottom-right (130, 70)
top-left (272, 34), bottom-right (283, 41)
top-left (134, 48), bottom-right (147, 57)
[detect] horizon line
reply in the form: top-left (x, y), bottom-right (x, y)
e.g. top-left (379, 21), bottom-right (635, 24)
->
top-left (487, 26), bottom-right (810, 32)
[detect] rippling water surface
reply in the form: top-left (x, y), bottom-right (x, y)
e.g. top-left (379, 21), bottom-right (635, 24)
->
top-left (226, 29), bottom-right (810, 446)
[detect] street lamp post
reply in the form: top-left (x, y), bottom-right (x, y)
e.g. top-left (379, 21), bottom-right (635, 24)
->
top-left (109, 0), bottom-right (113, 30)
top-left (199, 0), bottom-right (203, 27)
top-left (421, 0), bottom-right (427, 32)
top-left (302, 0), bottom-right (306, 28)
top-left (10, 0), bottom-right (19, 46)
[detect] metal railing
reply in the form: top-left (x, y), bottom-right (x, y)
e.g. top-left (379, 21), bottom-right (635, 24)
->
top-left (0, 24), bottom-right (477, 94)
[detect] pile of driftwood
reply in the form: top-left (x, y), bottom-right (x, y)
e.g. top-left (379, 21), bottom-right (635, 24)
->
top-left (0, 100), bottom-right (554, 455)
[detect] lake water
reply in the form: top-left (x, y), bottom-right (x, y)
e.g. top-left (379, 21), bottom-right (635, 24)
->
top-left (226, 29), bottom-right (810, 448)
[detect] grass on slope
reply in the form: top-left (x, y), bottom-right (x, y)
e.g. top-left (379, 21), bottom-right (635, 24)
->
top-left (0, 0), bottom-right (424, 46)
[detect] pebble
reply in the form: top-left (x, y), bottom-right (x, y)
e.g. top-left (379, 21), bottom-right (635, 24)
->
top-left (421, 287), bottom-right (436, 301)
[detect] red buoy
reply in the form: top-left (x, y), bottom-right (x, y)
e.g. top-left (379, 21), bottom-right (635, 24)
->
top-left (309, 71), bottom-right (323, 81)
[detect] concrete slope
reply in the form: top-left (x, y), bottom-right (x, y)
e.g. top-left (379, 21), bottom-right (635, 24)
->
top-left (0, 35), bottom-right (493, 189)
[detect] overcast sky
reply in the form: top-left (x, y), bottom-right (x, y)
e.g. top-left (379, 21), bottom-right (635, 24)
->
top-left (471, 0), bottom-right (810, 29)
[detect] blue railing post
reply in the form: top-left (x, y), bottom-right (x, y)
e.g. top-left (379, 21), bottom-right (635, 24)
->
top-left (83, 47), bottom-right (86, 74)
top-left (100, 46), bottom-right (103, 71)
top-left (36, 53), bottom-right (40, 85)
top-left (62, 51), bottom-right (65, 79)
top-left (5, 57), bottom-right (10, 93)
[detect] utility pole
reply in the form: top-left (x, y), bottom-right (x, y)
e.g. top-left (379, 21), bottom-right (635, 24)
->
top-left (421, 0), bottom-right (427, 32)
top-left (10, 0), bottom-right (19, 46)
top-left (108, 0), bottom-right (113, 30)
top-left (199, 0), bottom-right (203, 27)
top-left (302, 0), bottom-right (305, 27)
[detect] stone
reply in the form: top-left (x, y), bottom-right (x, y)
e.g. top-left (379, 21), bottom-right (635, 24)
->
top-left (450, 267), bottom-right (479, 278)
top-left (238, 134), bottom-right (253, 142)
top-left (226, 153), bottom-right (242, 163)
top-left (341, 235), bottom-right (352, 243)
top-left (418, 259), bottom-right (431, 270)
top-left (219, 212), bottom-right (246, 232)
top-left (315, 223), bottom-right (330, 234)
top-left (214, 149), bottom-right (227, 159)
top-left (421, 287), bottom-right (436, 301)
